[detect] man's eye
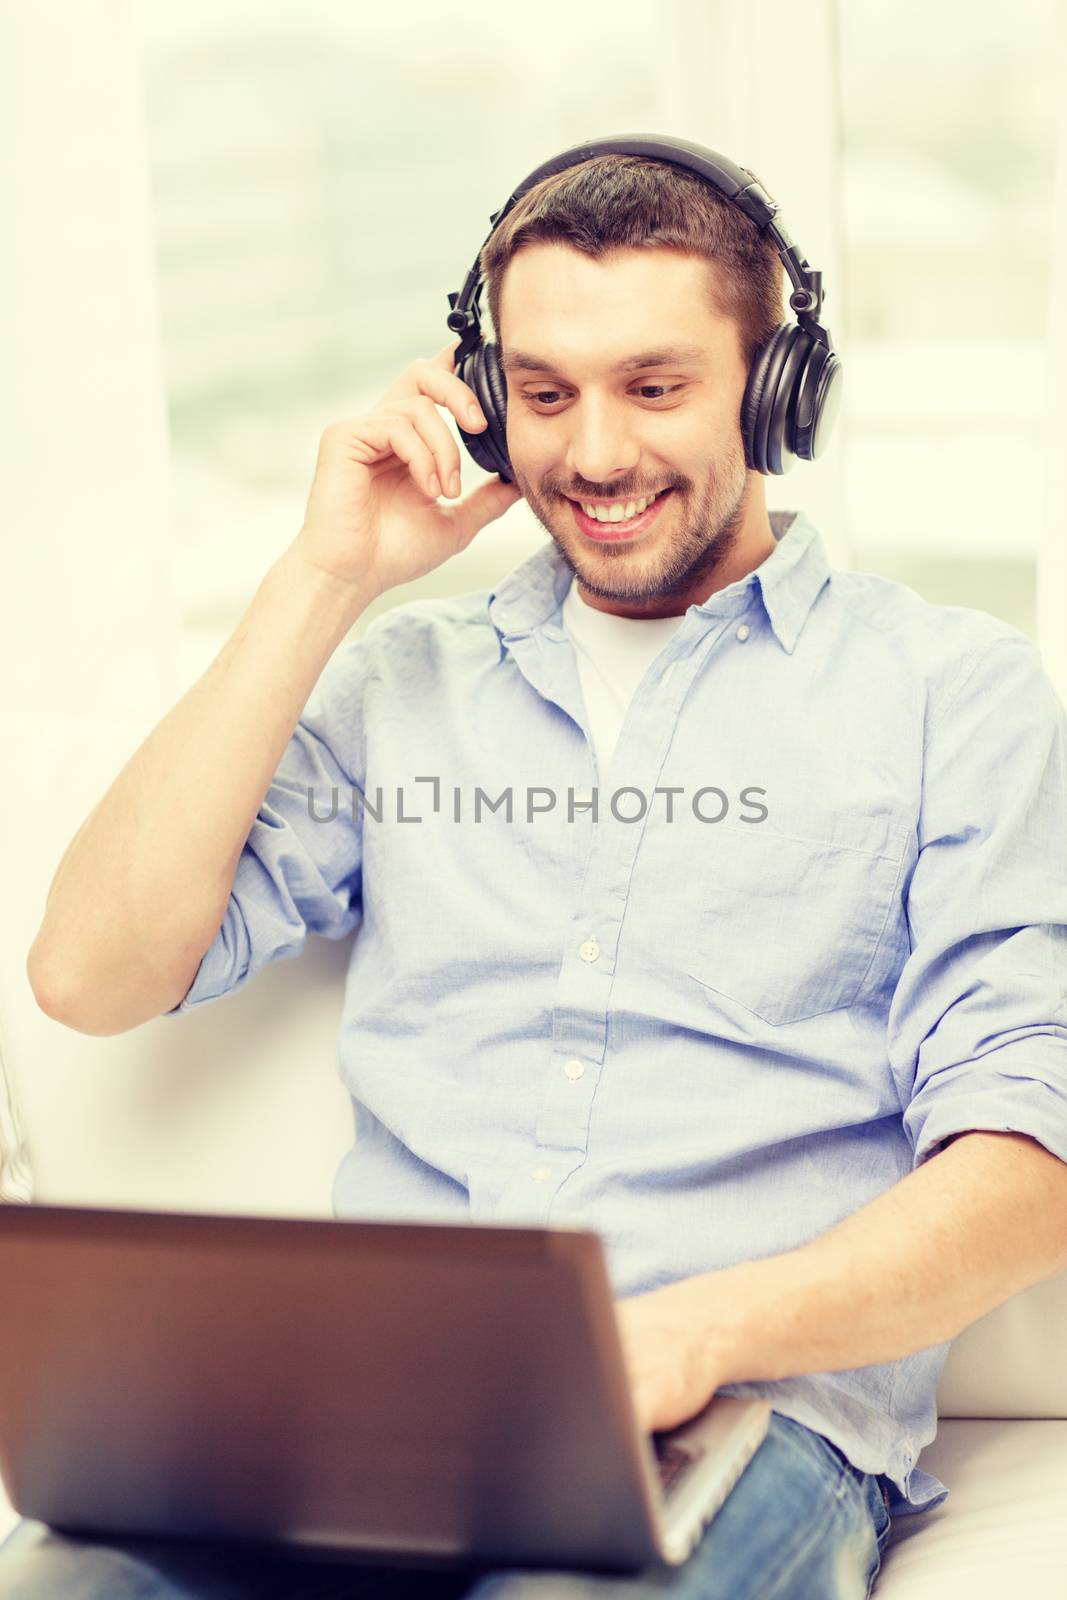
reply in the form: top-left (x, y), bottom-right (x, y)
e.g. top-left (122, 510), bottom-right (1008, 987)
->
top-left (526, 385), bottom-right (681, 407)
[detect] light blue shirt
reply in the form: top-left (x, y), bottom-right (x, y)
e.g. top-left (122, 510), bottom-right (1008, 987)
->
top-left (169, 509), bottom-right (1067, 1518)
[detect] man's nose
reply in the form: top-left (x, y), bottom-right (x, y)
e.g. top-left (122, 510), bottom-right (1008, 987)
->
top-left (564, 398), bottom-right (640, 487)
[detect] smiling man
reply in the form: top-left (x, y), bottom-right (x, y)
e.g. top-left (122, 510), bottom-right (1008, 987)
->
top-left (498, 246), bottom-right (772, 618)
top-left (19, 147), bottom-right (1067, 1600)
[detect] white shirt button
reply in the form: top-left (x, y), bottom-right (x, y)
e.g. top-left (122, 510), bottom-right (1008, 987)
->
top-left (579, 937), bottom-right (600, 962)
top-left (574, 790), bottom-right (593, 806)
top-left (737, 624), bottom-right (750, 641)
top-left (530, 1167), bottom-right (552, 1181)
top-left (564, 1059), bottom-right (585, 1081)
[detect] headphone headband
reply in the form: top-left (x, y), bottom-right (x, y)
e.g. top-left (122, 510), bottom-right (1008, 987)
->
top-left (446, 132), bottom-right (842, 478)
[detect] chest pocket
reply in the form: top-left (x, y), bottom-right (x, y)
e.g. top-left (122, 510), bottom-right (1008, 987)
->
top-left (685, 816), bottom-right (909, 1027)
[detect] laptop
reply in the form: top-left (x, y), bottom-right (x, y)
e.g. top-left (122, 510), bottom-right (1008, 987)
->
top-left (0, 1202), bottom-right (771, 1574)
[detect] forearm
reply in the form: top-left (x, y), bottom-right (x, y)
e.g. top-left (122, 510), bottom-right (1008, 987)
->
top-left (698, 1131), bottom-right (1067, 1385)
top-left (28, 545), bottom-right (378, 1034)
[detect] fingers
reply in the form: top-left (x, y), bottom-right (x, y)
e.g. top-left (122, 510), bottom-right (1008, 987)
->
top-left (412, 353), bottom-right (487, 439)
top-left (336, 339), bottom-right (496, 502)
top-left (348, 415), bottom-right (443, 500)
top-left (386, 394), bottom-right (464, 499)
top-left (376, 346), bottom-right (488, 451)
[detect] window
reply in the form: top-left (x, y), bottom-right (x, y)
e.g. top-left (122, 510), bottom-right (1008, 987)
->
top-left (130, 0), bottom-right (1059, 660)
top-left (834, 0), bottom-right (1057, 635)
top-left (129, 0), bottom-right (673, 674)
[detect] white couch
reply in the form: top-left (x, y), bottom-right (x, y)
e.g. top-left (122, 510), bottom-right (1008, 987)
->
top-left (2, 930), bottom-right (1066, 1595)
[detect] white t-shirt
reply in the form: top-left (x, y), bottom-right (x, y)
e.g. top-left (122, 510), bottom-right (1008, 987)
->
top-left (560, 576), bottom-right (687, 780)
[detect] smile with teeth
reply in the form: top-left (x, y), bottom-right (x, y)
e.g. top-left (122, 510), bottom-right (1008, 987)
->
top-left (574, 489), bottom-right (668, 524)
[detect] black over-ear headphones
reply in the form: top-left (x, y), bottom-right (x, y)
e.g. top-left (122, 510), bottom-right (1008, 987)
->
top-left (446, 132), bottom-right (842, 481)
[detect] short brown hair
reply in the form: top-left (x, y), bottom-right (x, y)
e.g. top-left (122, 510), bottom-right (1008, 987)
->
top-left (479, 153), bottom-right (786, 371)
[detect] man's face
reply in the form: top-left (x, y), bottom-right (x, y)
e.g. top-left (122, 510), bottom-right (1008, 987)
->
top-left (498, 243), bottom-right (763, 616)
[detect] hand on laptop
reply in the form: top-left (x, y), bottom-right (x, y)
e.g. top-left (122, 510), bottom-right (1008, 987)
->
top-left (614, 1276), bottom-right (735, 1435)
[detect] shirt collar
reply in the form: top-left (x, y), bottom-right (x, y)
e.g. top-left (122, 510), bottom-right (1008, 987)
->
top-left (487, 508), bottom-right (831, 655)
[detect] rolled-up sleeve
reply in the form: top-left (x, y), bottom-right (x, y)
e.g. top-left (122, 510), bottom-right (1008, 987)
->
top-left (888, 633), bottom-right (1067, 1168)
top-left (165, 636), bottom-right (372, 1013)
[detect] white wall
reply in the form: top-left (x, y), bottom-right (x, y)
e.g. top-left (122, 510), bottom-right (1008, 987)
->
top-left (0, 0), bottom-right (346, 1217)
top-left (1038, 4), bottom-right (1067, 705)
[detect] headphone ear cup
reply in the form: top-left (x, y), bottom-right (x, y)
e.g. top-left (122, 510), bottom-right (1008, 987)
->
top-left (793, 340), bottom-right (842, 463)
top-left (763, 325), bottom-right (814, 475)
top-left (455, 339), bottom-right (513, 481)
top-left (479, 340), bottom-right (513, 477)
top-left (741, 322), bottom-right (798, 475)
top-left (742, 323), bottom-right (793, 473)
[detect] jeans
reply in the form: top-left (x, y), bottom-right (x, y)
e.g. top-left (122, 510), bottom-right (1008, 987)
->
top-left (0, 1412), bottom-right (895, 1599)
